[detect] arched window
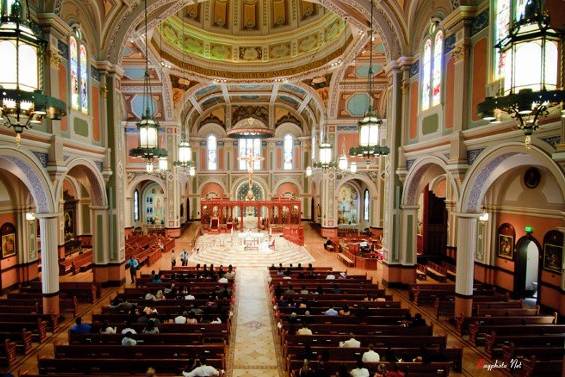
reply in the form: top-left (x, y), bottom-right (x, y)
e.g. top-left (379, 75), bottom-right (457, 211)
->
top-left (363, 189), bottom-right (370, 221)
top-left (207, 135), bottom-right (217, 170)
top-left (421, 39), bottom-right (432, 110)
top-left (432, 31), bottom-right (443, 106)
top-left (239, 138), bottom-right (261, 170)
top-left (421, 26), bottom-right (443, 110)
top-left (283, 134), bottom-right (293, 170)
top-left (133, 190), bottom-right (140, 222)
top-left (69, 28), bottom-right (88, 113)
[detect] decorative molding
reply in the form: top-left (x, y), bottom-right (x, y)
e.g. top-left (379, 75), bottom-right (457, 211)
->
top-left (542, 136), bottom-right (561, 148)
top-left (32, 152), bottom-right (48, 168)
top-left (405, 159), bottom-right (415, 171)
top-left (471, 10), bottom-right (489, 36)
top-left (444, 34), bottom-right (456, 54)
top-left (409, 61), bottom-right (419, 78)
top-left (57, 39), bottom-right (68, 58)
top-left (466, 148), bottom-right (484, 165)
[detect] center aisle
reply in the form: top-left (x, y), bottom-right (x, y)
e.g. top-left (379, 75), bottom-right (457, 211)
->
top-left (231, 268), bottom-right (281, 377)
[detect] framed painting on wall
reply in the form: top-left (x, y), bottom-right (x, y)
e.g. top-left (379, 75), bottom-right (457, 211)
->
top-left (1, 233), bottom-right (16, 258)
top-left (543, 243), bottom-right (563, 273)
top-left (497, 234), bottom-right (514, 260)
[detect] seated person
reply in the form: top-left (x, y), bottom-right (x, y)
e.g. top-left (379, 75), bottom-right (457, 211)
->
top-left (70, 317), bottom-right (92, 334)
top-left (121, 332), bottom-right (137, 346)
top-left (121, 322), bottom-right (137, 335)
top-left (362, 344), bottom-right (380, 363)
top-left (186, 311), bottom-right (198, 324)
top-left (338, 304), bottom-right (351, 316)
top-left (182, 358), bottom-right (220, 377)
top-left (410, 313), bottom-right (426, 327)
top-left (383, 363), bottom-right (405, 377)
top-left (296, 324), bottom-right (313, 336)
top-left (99, 320), bottom-right (117, 334)
top-left (339, 335), bottom-right (361, 348)
top-left (323, 307), bottom-right (338, 316)
top-left (174, 311), bottom-right (188, 324)
top-left (350, 360), bottom-right (370, 377)
top-left (142, 319), bottom-right (159, 334)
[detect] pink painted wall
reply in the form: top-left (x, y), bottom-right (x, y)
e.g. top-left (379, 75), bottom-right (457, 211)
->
top-left (276, 182), bottom-right (300, 197)
top-left (92, 85), bottom-right (100, 142)
top-left (409, 81), bottom-right (418, 140)
top-left (58, 63), bottom-right (68, 132)
top-left (201, 182), bottom-right (224, 198)
top-left (445, 57), bottom-right (454, 129)
top-left (471, 38), bottom-right (487, 122)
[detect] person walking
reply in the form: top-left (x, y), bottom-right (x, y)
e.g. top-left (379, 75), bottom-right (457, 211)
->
top-left (127, 256), bottom-right (139, 284)
top-left (180, 249), bottom-right (189, 266)
top-left (171, 250), bottom-right (177, 268)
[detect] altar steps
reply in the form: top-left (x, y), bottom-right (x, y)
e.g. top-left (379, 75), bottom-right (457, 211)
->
top-left (188, 237), bottom-right (314, 267)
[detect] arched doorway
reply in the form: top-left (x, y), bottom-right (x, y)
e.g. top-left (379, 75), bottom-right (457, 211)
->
top-left (514, 235), bottom-right (542, 301)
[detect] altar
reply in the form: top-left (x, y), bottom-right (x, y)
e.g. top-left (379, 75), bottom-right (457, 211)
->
top-left (201, 197), bottom-right (302, 232)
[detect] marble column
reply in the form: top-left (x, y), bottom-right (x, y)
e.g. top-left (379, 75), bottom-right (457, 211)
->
top-left (320, 169), bottom-right (337, 238)
top-left (165, 125), bottom-right (181, 238)
top-left (37, 213), bottom-right (60, 315)
top-left (381, 63), bottom-right (409, 285)
top-left (454, 213), bottom-right (479, 318)
top-left (16, 209), bottom-right (39, 283)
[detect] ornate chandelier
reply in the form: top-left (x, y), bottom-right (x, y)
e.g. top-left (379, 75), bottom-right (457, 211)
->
top-left (128, 0), bottom-right (167, 171)
top-left (349, 0), bottom-right (389, 158)
top-left (0, 0), bottom-right (66, 144)
top-left (478, 0), bottom-right (564, 145)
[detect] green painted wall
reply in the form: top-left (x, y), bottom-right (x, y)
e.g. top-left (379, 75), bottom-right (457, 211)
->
top-left (73, 118), bottom-right (89, 137)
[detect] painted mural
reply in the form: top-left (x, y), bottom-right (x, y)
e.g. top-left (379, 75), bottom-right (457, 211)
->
top-left (337, 184), bottom-right (359, 225)
top-left (143, 184), bottom-right (165, 224)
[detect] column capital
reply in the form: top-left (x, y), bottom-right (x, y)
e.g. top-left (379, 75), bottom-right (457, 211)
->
top-left (455, 212), bottom-right (481, 218)
top-left (35, 213), bottom-right (59, 220)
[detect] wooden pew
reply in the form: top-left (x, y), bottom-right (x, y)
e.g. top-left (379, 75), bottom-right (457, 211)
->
top-left (468, 323), bottom-right (565, 345)
top-left (483, 332), bottom-right (565, 358)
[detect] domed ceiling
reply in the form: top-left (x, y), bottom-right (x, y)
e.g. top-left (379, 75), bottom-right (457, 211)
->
top-left (154, 0), bottom-right (352, 79)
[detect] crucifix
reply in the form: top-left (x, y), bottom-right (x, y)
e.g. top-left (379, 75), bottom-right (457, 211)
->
top-left (238, 149), bottom-right (264, 201)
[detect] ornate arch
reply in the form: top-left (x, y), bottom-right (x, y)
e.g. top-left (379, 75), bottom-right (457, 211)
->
top-left (231, 176), bottom-right (269, 199)
top-left (336, 173), bottom-right (378, 199)
top-left (402, 155), bottom-right (459, 207)
top-left (272, 178), bottom-right (304, 196)
top-left (0, 146), bottom-right (55, 214)
top-left (458, 142), bottom-right (565, 214)
top-left (126, 174), bottom-right (166, 199)
top-left (55, 158), bottom-right (108, 207)
top-left (197, 179), bottom-right (228, 197)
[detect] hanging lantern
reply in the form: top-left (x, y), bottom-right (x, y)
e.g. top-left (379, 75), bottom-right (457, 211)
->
top-left (0, 0), bottom-right (66, 143)
top-left (128, 0), bottom-right (167, 162)
top-left (174, 138), bottom-right (193, 168)
top-left (478, 0), bottom-right (564, 142)
top-left (145, 161), bottom-right (154, 173)
top-left (158, 156), bottom-right (168, 172)
top-left (350, 162), bottom-right (357, 174)
top-left (338, 151), bottom-right (348, 171)
top-left (305, 166), bottom-right (312, 177)
top-left (189, 166), bottom-right (196, 176)
top-left (318, 142), bottom-right (333, 167)
top-left (349, 0), bottom-right (388, 158)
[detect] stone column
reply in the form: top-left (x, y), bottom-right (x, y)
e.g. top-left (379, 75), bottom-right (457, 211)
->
top-left (100, 68), bottom-right (125, 286)
top-left (16, 209), bottom-right (39, 283)
top-left (37, 213), bottom-right (60, 315)
top-left (381, 63), bottom-right (408, 286)
top-left (91, 206), bottom-right (110, 284)
top-left (399, 206), bottom-right (418, 272)
top-left (320, 169), bottom-right (337, 238)
top-left (166, 125), bottom-right (181, 238)
top-left (454, 213), bottom-right (479, 318)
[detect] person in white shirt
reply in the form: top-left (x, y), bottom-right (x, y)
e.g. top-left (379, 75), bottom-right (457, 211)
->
top-left (339, 336), bottom-right (361, 348)
top-left (325, 274), bottom-right (335, 280)
top-left (218, 277), bottom-right (228, 284)
top-left (296, 324), bottom-right (313, 336)
top-left (211, 317), bottom-right (222, 324)
top-left (185, 293), bottom-right (196, 300)
top-left (182, 359), bottom-right (220, 377)
top-left (121, 333), bottom-right (137, 346)
top-left (349, 360), bottom-right (370, 377)
top-left (324, 307), bottom-right (338, 316)
top-left (361, 344), bottom-right (380, 363)
top-left (174, 312), bottom-right (188, 324)
top-left (120, 324), bottom-right (137, 335)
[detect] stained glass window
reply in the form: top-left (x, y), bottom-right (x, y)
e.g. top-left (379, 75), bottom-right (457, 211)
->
top-left (283, 134), bottom-right (293, 170)
top-left (495, 0), bottom-right (511, 79)
top-left (238, 138), bottom-right (261, 170)
top-left (421, 39), bottom-right (432, 110)
top-left (207, 135), bottom-right (217, 170)
top-left (69, 30), bottom-right (88, 114)
top-left (133, 190), bottom-right (140, 222)
top-left (432, 31), bottom-right (443, 106)
top-left (363, 189), bottom-right (369, 221)
top-left (69, 36), bottom-right (79, 111)
top-left (79, 45), bottom-right (88, 113)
